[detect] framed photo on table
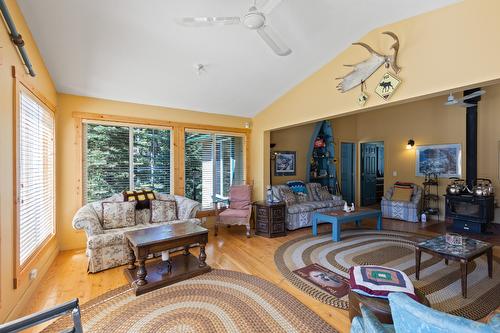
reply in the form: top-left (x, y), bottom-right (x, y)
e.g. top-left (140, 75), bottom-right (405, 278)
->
top-left (415, 144), bottom-right (461, 177)
top-left (274, 151), bottom-right (296, 176)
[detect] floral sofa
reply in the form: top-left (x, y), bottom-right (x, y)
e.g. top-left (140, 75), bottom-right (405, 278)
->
top-left (271, 182), bottom-right (345, 230)
top-left (73, 192), bottom-right (201, 273)
top-left (381, 183), bottom-right (422, 223)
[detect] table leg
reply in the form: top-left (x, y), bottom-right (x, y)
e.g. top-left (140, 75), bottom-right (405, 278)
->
top-left (460, 260), bottom-right (468, 298)
top-left (312, 215), bottom-right (318, 236)
top-left (183, 245), bottom-right (190, 256)
top-left (127, 243), bottom-right (136, 270)
top-left (415, 248), bottom-right (421, 280)
top-left (333, 220), bottom-right (341, 242)
top-left (199, 243), bottom-right (207, 268)
top-left (444, 259), bottom-right (449, 265)
top-left (136, 259), bottom-right (147, 286)
top-left (487, 248), bottom-right (493, 278)
top-left (376, 214), bottom-right (382, 231)
top-left (355, 220), bottom-right (361, 227)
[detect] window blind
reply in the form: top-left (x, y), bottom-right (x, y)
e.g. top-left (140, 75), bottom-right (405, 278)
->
top-left (18, 90), bottom-right (55, 266)
top-left (185, 131), bottom-right (245, 209)
top-left (83, 123), bottom-right (172, 202)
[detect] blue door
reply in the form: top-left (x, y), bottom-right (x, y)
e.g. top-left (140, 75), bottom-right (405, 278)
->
top-left (361, 143), bottom-right (378, 206)
top-left (341, 143), bottom-right (355, 204)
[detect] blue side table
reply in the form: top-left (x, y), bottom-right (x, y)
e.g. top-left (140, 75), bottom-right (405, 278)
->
top-left (312, 208), bottom-right (382, 242)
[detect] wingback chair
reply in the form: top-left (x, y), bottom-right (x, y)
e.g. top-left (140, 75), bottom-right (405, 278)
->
top-left (350, 292), bottom-right (500, 333)
top-left (214, 185), bottom-right (253, 237)
top-left (381, 183), bottom-right (422, 222)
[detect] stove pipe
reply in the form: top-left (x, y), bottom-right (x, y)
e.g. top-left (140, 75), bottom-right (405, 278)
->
top-left (464, 88), bottom-right (482, 189)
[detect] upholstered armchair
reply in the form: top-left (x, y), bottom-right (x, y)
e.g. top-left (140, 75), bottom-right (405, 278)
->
top-left (214, 185), bottom-right (253, 238)
top-left (351, 292), bottom-right (500, 333)
top-left (381, 183), bottom-right (422, 222)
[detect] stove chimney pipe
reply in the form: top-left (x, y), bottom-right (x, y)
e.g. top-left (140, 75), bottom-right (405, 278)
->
top-left (464, 88), bottom-right (481, 189)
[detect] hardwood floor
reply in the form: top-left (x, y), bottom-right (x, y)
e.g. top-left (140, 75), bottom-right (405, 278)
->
top-left (20, 218), bottom-right (499, 333)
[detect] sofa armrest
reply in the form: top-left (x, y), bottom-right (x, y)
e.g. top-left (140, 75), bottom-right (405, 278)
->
top-left (87, 232), bottom-right (124, 249)
top-left (72, 205), bottom-right (103, 236)
top-left (175, 195), bottom-right (202, 219)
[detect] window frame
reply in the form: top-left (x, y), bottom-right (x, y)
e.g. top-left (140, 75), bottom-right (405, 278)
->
top-left (184, 128), bottom-right (247, 210)
top-left (13, 80), bottom-right (57, 289)
top-left (82, 119), bottom-right (174, 203)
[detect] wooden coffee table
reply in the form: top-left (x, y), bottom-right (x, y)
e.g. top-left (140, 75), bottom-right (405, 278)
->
top-left (415, 235), bottom-right (493, 298)
top-left (124, 222), bottom-right (211, 296)
top-left (312, 208), bottom-right (382, 242)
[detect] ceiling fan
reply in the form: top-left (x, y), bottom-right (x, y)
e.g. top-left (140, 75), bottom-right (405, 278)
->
top-left (444, 90), bottom-right (485, 107)
top-left (178, 0), bottom-right (292, 56)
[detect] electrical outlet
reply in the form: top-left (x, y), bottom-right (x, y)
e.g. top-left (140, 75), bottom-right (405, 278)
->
top-left (29, 268), bottom-right (38, 280)
top-left (392, 171), bottom-right (397, 177)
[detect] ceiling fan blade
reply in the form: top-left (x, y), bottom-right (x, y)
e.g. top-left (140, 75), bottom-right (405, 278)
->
top-left (256, 25), bottom-right (291, 56)
top-left (178, 16), bottom-right (241, 27)
top-left (261, 0), bottom-right (284, 14)
top-left (459, 102), bottom-right (476, 107)
top-left (461, 89), bottom-right (485, 101)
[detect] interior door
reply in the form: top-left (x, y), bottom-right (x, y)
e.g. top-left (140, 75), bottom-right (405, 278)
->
top-left (361, 143), bottom-right (378, 206)
top-left (341, 142), bottom-right (355, 204)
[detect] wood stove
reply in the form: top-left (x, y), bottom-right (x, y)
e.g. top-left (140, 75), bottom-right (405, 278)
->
top-left (444, 88), bottom-right (495, 233)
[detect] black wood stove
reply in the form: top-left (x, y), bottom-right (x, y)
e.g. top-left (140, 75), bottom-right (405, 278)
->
top-left (444, 88), bottom-right (495, 233)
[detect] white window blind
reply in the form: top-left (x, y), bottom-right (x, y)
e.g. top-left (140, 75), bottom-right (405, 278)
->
top-left (83, 122), bottom-right (172, 202)
top-left (185, 131), bottom-right (245, 209)
top-left (18, 90), bottom-right (55, 266)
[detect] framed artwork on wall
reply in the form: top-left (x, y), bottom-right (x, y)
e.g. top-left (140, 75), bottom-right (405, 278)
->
top-left (274, 151), bottom-right (296, 176)
top-left (415, 144), bottom-right (461, 177)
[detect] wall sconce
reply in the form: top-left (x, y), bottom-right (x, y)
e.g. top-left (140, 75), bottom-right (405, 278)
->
top-left (406, 139), bottom-right (415, 150)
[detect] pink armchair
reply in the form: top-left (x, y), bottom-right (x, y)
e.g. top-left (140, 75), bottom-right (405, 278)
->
top-left (214, 185), bottom-right (253, 238)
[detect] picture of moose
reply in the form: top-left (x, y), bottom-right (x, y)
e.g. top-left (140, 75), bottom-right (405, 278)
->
top-left (379, 80), bottom-right (393, 92)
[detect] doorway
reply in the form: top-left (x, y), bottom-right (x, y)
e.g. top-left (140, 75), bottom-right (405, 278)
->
top-left (341, 142), bottom-right (355, 204)
top-left (361, 142), bottom-right (384, 206)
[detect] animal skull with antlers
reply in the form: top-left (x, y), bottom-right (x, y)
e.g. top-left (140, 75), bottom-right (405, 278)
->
top-left (336, 31), bottom-right (400, 93)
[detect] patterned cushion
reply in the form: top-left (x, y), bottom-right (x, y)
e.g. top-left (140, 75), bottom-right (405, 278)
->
top-left (280, 188), bottom-right (297, 206)
top-left (150, 200), bottom-right (177, 223)
top-left (391, 186), bottom-right (413, 202)
top-left (317, 186), bottom-right (332, 201)
top-left (101, 201), bottom-right (136, 230)
top-left (123, 189), bottom-right (156, 210)
top-left (349, 265), bottom-right (417, 301)
top-left (286, 180), bottom-right (308, 194)
top-left (295, 192), bottom-right (308, 203)
top-left (306, 183), bottom-right (322, 201)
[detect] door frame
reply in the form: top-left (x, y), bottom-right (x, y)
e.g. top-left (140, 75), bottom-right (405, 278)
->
top-left (340, 141), bottom-right (356, 205)
top-left (360, 141), bottom-right (384, 206)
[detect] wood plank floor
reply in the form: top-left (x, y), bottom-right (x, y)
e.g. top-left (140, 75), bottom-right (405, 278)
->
top-left (20, 218), bottom-right (499, 333)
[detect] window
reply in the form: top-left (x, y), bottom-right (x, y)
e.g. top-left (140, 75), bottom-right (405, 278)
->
top-left (184, 130), bottom-right (245, 209)
top-left (17, 89), bottom-right (55, 266)
top-left (83, 122), bottom-right (172, 202)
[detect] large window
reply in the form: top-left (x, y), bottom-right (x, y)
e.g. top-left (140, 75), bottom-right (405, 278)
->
top-left (17, 89), bottom-right (55, 266)
top-left (83, 122), bottom-right (172, 202)
top-left (184, 130), bottom-right (245, 209)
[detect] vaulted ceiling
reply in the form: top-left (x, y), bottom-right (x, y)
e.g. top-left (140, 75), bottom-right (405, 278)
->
top-left (18, 0), bottom-right (458, 117)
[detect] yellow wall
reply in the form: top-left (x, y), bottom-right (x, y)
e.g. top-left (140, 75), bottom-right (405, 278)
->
top-left (269, 83), bottom-right (500, 220)
top-left (250, 0), bottom-right (500, 200)
top-left (270, 123), bottom-right (315, 184)
top-left (56, 94), bottom-right (251, 251)
top-left (0, 0), bottom-right (58, 322)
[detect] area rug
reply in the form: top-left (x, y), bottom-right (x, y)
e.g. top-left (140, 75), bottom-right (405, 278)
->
top-left (42, 269), bottom-right (337, 333)
top-left (274, 229), bottom-right (500, 320)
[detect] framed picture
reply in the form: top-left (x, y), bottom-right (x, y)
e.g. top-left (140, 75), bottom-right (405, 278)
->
top-left (274, 151), bottom-right (296, 176)
top-left (415, 144), bottom-right (462, 177)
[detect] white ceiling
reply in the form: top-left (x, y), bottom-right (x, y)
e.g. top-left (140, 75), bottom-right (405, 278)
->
top-left (18, 0), bottom-right (458, 117)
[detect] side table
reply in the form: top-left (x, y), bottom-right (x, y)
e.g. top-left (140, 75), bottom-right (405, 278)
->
top-left (254, 201), bottom-right (286, 238)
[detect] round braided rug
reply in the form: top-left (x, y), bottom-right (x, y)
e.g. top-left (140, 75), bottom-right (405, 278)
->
top-left (274, 229), bottom-right (500, 320)
top-left (42, 269), bottom-right (337, 333)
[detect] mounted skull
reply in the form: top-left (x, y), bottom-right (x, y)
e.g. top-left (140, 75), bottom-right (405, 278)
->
top-left (336, 31), bottom-right (400, 93)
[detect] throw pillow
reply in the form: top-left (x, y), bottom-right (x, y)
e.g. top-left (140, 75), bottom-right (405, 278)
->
top-left (101, 201), bottom-right (136, 230)
top-left (349, 265), bottom-right (417, 301)
top-left (391, 186), bottom-right (413, 202)
top-left (280, 188), bottom-right (297, 206)
top-left (150, 200), bottom-right (178, 223)
top-left (306, 183), bottom-right (322, 201)
top-left (123, 189), bottom-right (156, 210)
top-left (317, 186), bottom-right (332, 201)
top-left (286, 180), bottom-right (308, 195)
top-left (295, 192), bottom-right (308, 203)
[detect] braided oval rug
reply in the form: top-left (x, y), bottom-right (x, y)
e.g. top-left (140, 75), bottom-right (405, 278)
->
top-left (274, 229), bottom-right (500, 320)
top-left (42, 269), bottom-right (337, 333)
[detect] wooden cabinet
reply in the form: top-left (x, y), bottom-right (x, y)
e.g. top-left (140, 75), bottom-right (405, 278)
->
top-left (254, 201), bottom-right (286, 238)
